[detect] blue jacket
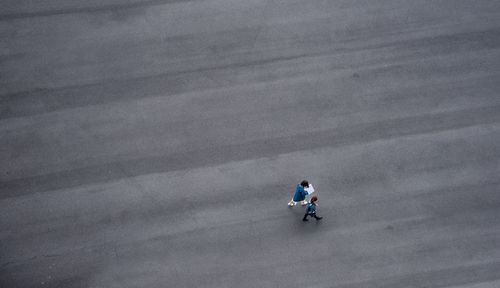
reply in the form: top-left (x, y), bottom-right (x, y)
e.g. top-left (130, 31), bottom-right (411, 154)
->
top-left (306, 202), bottom-right (317, 214)
top-left (293, 184), bottom-right (307, 201)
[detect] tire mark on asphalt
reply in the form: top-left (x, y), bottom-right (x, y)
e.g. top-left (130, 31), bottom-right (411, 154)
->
top-left (0, 0), bottom-right (200, 21)
top-left (2, 27), bottom-right (499, 119)
top-left (332, 260), bottom-right (500, 288)
top-left (2, 104), bottom-right (500, 199)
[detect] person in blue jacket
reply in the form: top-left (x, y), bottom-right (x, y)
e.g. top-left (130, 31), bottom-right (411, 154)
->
top-left (302, 196), bottom-right (323, 221)
top-left (288, 180), bottom-right (309, 206)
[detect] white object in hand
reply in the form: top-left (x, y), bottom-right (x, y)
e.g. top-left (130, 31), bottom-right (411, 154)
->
top-left (304, 184), bottom-right (315, 195)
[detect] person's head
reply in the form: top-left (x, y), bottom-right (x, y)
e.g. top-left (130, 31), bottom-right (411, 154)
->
top-left (310, 196), bottom-right (318, 203)
top-left (300, 180), bottom-right (309, 187)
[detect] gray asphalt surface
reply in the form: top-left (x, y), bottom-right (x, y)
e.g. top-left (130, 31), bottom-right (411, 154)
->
top-left (2, 1), bottom-right (500, 287)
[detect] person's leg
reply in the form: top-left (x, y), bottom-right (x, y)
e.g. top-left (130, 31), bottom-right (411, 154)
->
top-left (313, 214), bottom-right (323, 220)
top-left (302, 213), bottom-right (310, 221)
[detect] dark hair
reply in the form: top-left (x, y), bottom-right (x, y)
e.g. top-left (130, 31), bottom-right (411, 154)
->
top-left (310, 196), bottom-right (318, 203)
top-left (300, 180), bottom-right (309, 187)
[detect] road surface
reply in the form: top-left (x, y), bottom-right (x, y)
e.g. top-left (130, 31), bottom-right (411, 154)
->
top-left (1, 0), bottom-right (500, 287)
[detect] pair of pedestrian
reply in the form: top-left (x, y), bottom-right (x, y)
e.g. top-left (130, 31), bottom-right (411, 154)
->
top-left (288, 180), bottom-right (323, 221)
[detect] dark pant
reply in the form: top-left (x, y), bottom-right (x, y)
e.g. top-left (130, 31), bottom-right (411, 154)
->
top-left (303, 212), bottom-right (321, 220)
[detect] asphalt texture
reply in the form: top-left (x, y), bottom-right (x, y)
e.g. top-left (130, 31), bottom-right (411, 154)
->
top-left (1, 1), bottom-right (500, 287)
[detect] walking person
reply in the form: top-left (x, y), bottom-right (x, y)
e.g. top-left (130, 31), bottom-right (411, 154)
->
top-left (303, 196), bottom-right (322, 221)
top-left (288, 180), bottom-right (310, 206)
